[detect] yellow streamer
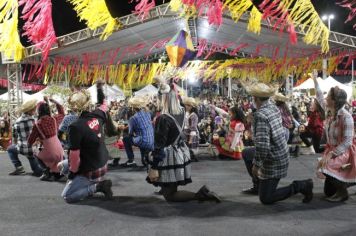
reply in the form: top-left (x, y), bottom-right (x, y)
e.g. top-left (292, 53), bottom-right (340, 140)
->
top-left (68, 0), bottom-right (121, 40)
top-left (0, 0), bottom-right (24, 62)
top-left (247, 7), bottom-right (262, 34)
top-left (224, 0), bottom-right (253, 22)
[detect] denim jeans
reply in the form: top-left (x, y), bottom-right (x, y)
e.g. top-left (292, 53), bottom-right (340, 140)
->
top-left (61, 175), bottom-right (97, 203)
top-left (259, 178), bottom-right (294, 205)
top-left (123, 136), bottom-right (150, 162)
top-left (7, 144), bottom-right (43, 174)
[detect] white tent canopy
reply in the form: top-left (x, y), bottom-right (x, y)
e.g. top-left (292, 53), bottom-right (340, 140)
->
top-left (86, 84), bottom-right (125, 103)
top-left (26, 87), bottom-right (65, 104)
top-left (134, 85), bottom-right (158, 97)
top-left (294, 76), bottom-right (352, 99)
top-left (0, 91), bottom-right (31, 101)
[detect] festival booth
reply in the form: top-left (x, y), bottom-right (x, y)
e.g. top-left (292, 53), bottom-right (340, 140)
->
top-left (294, 76), bottom-right (352, 99)
top-left (134, 85), bottom-right (158, 97)
top-left (86, 84), bottom-right (125, 103)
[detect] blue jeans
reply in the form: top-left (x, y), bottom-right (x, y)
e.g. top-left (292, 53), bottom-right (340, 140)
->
top-left (123, 136), bottom-right (150, 162)
top-left (259, 178), bottom-right (294, 205)
top-left (7, 144), bottom-right (43, 174)
top-left (61, 175), bottom-right (97, 203)
top-left (242, 147), bottom-right (259, 189)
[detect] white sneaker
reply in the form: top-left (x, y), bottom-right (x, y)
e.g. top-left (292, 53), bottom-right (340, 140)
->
top-left (300, 146), bottom-right (315, 155)
top-left (308, 146), bottom-right (316, 154)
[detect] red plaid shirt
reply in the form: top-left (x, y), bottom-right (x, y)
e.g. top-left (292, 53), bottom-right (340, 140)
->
top-left (83, 165), bottom-right (108, 181)
top-left (28, 103), bottom-right (64, 145)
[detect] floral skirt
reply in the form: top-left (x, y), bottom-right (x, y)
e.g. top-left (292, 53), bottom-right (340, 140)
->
top-left (212, 137), bottom-right (243, 160)
top-left (319, 144), bottom-right (356, 183)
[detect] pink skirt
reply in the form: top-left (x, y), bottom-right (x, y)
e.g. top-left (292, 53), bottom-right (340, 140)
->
top-left (320, 144), bottom-right (356, 183)
top-left (37, 136), bottom-right (64, 173)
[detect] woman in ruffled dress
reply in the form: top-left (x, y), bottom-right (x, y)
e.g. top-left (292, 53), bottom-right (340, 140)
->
top-left (182, 97), bottom-right (199, 161)
top-left (28, 97), bottom-right (65, 181)
top-left (212, 106), bottom-right (245, 160)
top-left (313, 71), bottom-right (356, 202)
top-left (147, 80), bottom-right (221, 203)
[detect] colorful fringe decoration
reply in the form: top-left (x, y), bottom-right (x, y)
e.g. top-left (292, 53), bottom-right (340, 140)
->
top-left (67, 0), bottom-right (121, 40)
top-left (336, 0), bottom-right (356, 29)
top-left (19, 0), bottom-right (57, 63)
top-left (131, 0), bottom-right (156, 20)
top-left (224, 0), bottom-right (253, 22)
top-left (0, 0), bottom-right (24, 62)
top-left (33, 49), bottom-right (350, 88)
top-left (259, 0), bottom-right (329, 53)
top-left (207, 0), bottom-right (224, 26)
top-left (247, 7), bottom-right (262, 34)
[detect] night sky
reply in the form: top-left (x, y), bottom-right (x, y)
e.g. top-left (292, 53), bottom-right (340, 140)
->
top-left (18, 0), bottom-right (355, 46)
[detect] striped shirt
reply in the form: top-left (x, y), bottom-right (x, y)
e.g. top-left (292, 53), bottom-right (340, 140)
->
top-left (129, 110), bottom-right (154, 150)
top-left (253, 100), bottom-right (289, 179)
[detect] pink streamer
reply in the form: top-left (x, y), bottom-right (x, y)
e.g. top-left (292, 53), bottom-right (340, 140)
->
top-left (19, 0), bottom-right (57, 66)
top-left (131, 0), bottom-right (156, 20)
top-left (336, 0), bottom-right (356, 29)
top-left (207, 0), bottom-right (223, 26)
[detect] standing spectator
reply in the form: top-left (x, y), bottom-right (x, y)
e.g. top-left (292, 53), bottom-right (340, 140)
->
top-left (274, 93), bottom-right (293, 141)
top-left (7, 99), bottom-right (43, 176)
top-left (182, 97), bottom-right (199, 161)
top-left (0, 118), bottom-right (11, 150)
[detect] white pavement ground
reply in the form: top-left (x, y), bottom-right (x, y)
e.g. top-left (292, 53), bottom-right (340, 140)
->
top-left (0, 151), bottom-right (355, 236)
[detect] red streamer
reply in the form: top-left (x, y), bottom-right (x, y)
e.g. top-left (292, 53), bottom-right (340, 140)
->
top-left (336, 0), bottom-right (356, 29)
top-left (131, 0), bottom-right (156, 20)
top-left (19, 0), bottom-right (57, 65)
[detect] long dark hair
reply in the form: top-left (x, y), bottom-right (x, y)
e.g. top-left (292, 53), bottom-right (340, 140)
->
top-left (37, 103), bottom-right (51, 119)
top-left (313, 99), bottom-right (325, 120)
top-left (329, 87), bottom-right (347, 118)
top-left (230, 106), bottom-right (245, 123)
top-left (276, 101), bottom-right (291, 116)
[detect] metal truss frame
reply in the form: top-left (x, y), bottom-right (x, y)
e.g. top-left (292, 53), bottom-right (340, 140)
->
top-left (6, 64), bottom-right (23, 123)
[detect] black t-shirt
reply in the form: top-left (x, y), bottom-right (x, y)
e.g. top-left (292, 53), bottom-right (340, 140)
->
top-left (68, 109), bottom-right (109, 174)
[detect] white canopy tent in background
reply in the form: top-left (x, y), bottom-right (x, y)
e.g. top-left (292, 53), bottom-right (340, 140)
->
top-left (134, 84), bottom-right (158, 97)
top-left (0, 91), bottom-right (31, 101)
top-left (86, 84), bottom-right (125, 103)
top-left (26, 87), bottom-right (64, 104)
top-left (293, 76), bottom-right (352, 99)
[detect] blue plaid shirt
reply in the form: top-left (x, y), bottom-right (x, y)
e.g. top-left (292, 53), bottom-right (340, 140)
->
top-left (129, 110), bottom-right (154, 150)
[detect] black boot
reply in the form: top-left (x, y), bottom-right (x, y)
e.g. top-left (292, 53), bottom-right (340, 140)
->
top-left (96, 180), bottom-right (113, 200)
top-left (195, 185), bottom-right (221, 203)
top-left (242, 185), bottom-right (259, 195)
top-left (293, 179), bottom-right (313, 203)
top-left (326, 182), bottom-right (349, 202)
top-left (40, 168), bottom-right (53, 181)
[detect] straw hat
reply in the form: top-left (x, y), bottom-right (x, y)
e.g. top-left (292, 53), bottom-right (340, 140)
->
top-left (245, 83), bottom-right (277, 98)
top-left (128, 96), bottom-right (147, 109)
top-left (274, 93), bottom-right (289, 102)
top-left (68, 90), bottom-right (91, 112)
top-left (182, 97), bottom-right (198, 107)
top-left (20, 99), bottom-right (38, 113)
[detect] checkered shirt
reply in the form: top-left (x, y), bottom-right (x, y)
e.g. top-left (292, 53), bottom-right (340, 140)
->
top-left (253, 100), bottom-right (289, 179)
top-left (59, 112), bottom-right (78, 133)
top-left (83, 165), bottom-right (108, 182)
top-left (129, 110), bottom-right (154, 150)
top-left (12, 114), bottom-right (35, 156)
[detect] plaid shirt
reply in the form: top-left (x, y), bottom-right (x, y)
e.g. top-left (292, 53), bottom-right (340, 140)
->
top-left (28, 103), bottom-right (65, 145)
top-left (83, 164), bottom-right (108, 181)
top-left (253, 100), bottom-right (289, 179)
top-left (325, 107), bottom-right (354, 156)
top-left (12, 114), bottom-right (35, 156)
top-left (129, 110), bottom-right (154, 150)
top-left (59, 112), bottom-right (78, 133)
